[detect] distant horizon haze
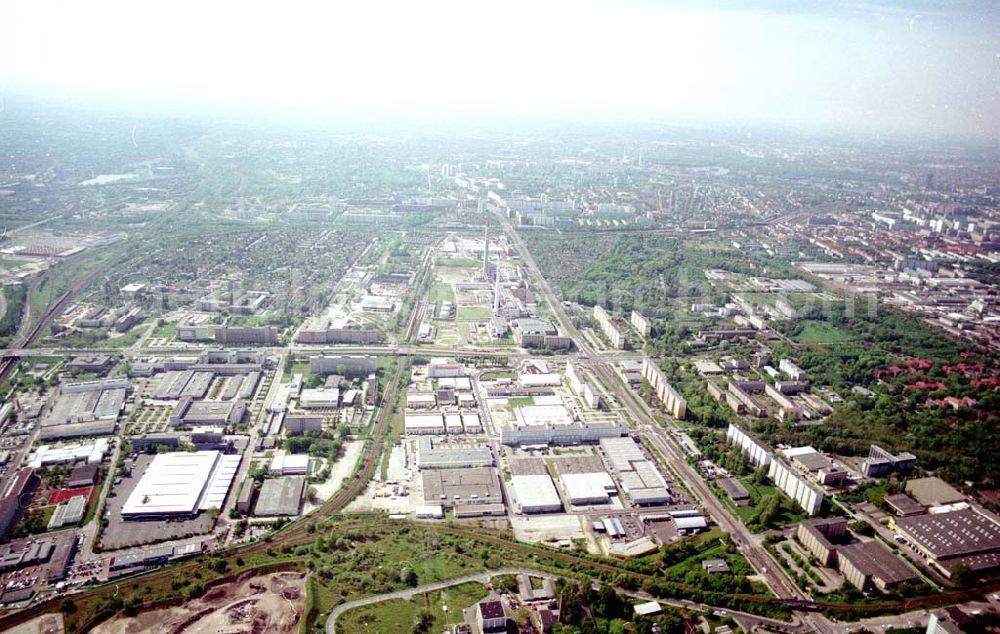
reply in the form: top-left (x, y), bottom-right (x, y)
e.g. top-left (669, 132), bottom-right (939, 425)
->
top-left (1, 0), bottom-right (997, 142)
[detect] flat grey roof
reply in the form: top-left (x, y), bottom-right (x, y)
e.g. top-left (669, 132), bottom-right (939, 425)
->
top-left (905, 477), bottom-right (965, 506)
top-left (794, 452), bottom-right (832, 472)
top-left (422, 468), bottom-right (502, 505)
top-left (554, 455), bottom-right (607, 475)
top-left (896, 509), bottom-right (1000, 559)
top-left (254, 476), bottom-right (305, 517)
top-left (885, 493), bottom-right (924, 516)
top-left (718, 477), bottom-right (750, 500)
top-left (507, 457), bottom-right (549, 476)
top-left (838, 540), bottom-right (918, 584)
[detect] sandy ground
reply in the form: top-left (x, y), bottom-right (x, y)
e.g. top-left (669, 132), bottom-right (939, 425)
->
top-left (7, 614), bottom-right (64, 634)
top-left (93, 571), bottom-right (307, 634)
top-left (510, 514), bottom-right (602, 554)
top-left (302, 440), bottom-right (363, 514)
top-left (345, 444), bottom-right (419, 514)
top-left (435, 267), bottom-right (473, 284)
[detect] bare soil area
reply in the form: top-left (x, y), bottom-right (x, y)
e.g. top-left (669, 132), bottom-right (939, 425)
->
top-left (7, 613), bottom-right (64, 634)
top-left (93, 571), bottom-right (307, 634)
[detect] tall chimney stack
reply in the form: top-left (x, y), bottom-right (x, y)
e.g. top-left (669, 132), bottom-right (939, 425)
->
top-left (483, 224), bottom-right (489, 279)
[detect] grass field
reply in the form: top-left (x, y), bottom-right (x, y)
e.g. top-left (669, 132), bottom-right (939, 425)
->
top-left (508, 396), bottom-right (534, 407)
top-left (94, 331), bottom-right (142, 349)
top-left (283, 359), bottom-right (313, 382)
top-left (795, 320), bottom-right (856, 345)
top-left (151, 322), bottom-right (176, 339)
top-left (456, 306), bottom-right (492, 321)
top-left (732, 478), bottom-right (810, 527)
top-left (436, 257), bottom-right (480, 269)
top-left (479, 371), bottom-right (513, 381)
top-left (427, 283), bottom-right (455, 304)
top-left (46, 515), bottom-right (799, 632)
top-left (337, 581), bottom-right (489, 633)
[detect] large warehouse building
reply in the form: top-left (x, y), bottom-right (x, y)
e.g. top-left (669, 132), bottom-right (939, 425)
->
top-left (421, 468), bottom-right (503, 509)
top-left (254, 476), bottom-right (306, 517)
top-left (500, 405), bottom-right (626, 446)
top-left (893, 508), bottom-right (1000, 578)
top-left (599, 437), bottom-right (673, 506)
top-left (415, 437), bottom-right (493, 470)
top-left (555, 456), bottom-right (616, 506)
top-left (121, 451), bottom-right (241, 519)
top-left (508, 458), bottom-right (562, 514)
top-left (170, 397), bottom-right (246, 427)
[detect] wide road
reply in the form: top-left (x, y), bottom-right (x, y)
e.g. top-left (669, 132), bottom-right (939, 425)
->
top-left (496, 211), bottom-right (837, 633)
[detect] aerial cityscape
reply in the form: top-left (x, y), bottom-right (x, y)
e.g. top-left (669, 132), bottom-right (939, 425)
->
top-left (0, 1), bottom-right (999, 633)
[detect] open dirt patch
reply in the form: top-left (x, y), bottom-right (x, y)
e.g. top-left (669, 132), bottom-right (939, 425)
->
top-left (93, 571), bottom-right (307, 634)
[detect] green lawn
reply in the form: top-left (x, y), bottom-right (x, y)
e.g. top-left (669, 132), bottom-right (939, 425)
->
top-left (795, 320), bottom-right (856, 345)
top-left (456, 306), bottom-right (492, 321)
top-left (283, 360), bottom-right (313, 382)
top-left (151, 322), bottom-right (176, 339)
top-left (338, 581), bottom-right (488, 633)
top-left (437, 257), bottom-right (480, 270)
top-left (508, 397), bottom-right (534, 407)
top-left (94, 331), bottom-right (142, 349)
top-left (479, 370), bottom-right (512, 381)
top-left (427, 283), bottom-right (455, 304)
top-left (734, 478), bottom-right (810, 527)
top-left (22, 355), bottom-right (62, 367)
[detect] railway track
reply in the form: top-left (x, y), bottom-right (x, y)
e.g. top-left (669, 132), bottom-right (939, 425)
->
top-left (1, 245), bottom-right (128, 369)
top-left (1, 495), bottom-right (995, 631)
top-left (0, 356), bottom-right (407, 632)
top-left (0, 234), bottom-right (991, 629)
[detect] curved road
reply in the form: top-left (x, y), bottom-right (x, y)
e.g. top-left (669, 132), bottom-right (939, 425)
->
top-left (326, 567), bottom-right (805, 634)
top-left (326, 567), bottom-right (539, 634)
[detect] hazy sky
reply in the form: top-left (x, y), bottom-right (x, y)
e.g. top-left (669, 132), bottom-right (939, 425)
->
top-left (1, 0), bottom-right (998, 139)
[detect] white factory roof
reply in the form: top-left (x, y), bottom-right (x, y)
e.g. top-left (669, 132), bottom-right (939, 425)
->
top-left (514, 405), bottom-right (573, 427)
top-left (415, 505), bottom-right (444, 519)
top-left (599, 436), bottom-right (647, 471)
top-left (533, 395), bottom-right (564, 406)
top-left (782, 445), bottom-right (819, 458)
top-left (405, 413), bottom-right (445, 431)
top-left (519, 373), bottom-right (561, 387)
top-left (407, 393), bottom-right (437, 404)
top-left (461, 413), bottom-right (481, 427)
top-left (199, 454), bottom-right (241, 510)
top-left (300, 388), bottom-right (339, 403)
top-left (122, 451), bottom-right (236, 517)
top-left (28, 439), bottom-right (110, 469)
top-left (561, 472), bottom-right (615, 503)
top-left (191, 425), bottom-right (224, 435)
top-left (438, 377), bottom-right (472, 390)
top-left (48, 495), bottom-right (88, 530)
top-left (271, 454), bottom-right (311, 473)
top-left (510, 474), bottom-right (562, 511)
top-left (674, 515), bottom-right (708, 530)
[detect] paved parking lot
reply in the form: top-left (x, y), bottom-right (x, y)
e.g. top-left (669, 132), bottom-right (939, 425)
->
top-left (99, 454), bottom-right (214, 550)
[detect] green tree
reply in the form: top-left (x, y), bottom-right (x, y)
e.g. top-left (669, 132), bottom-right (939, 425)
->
top-left (400, 565), bottom-right (417, 587)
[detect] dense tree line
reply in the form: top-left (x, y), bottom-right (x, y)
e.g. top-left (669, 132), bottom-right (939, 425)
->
top-left (0, 283), bottom-right (26, 343)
